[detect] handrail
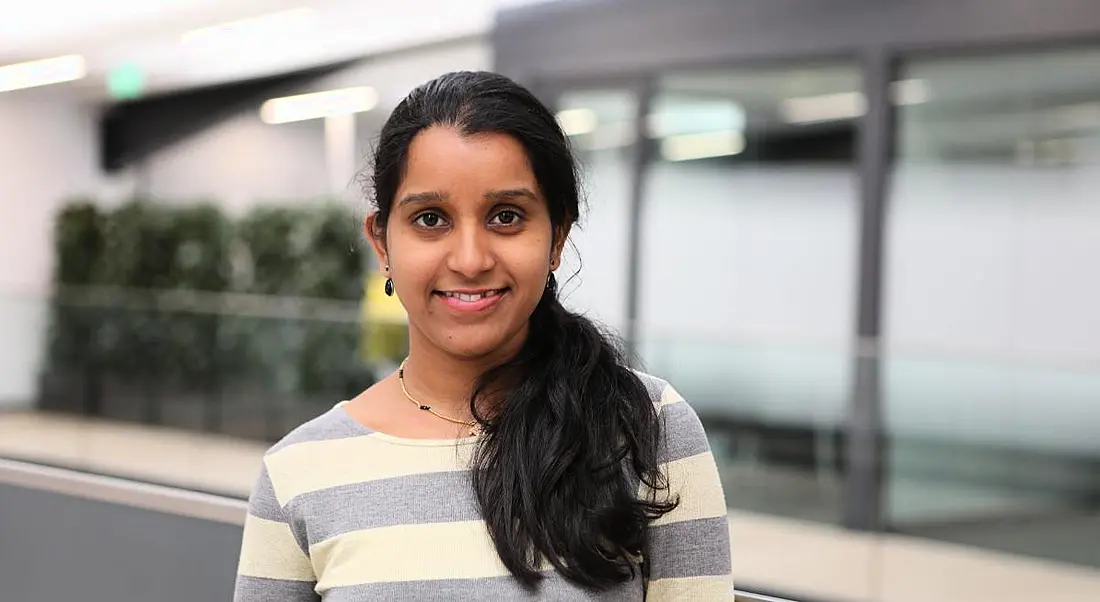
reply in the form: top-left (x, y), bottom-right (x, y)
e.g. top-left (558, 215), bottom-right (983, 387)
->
top-left (733, 591), bottom-right (800, 602)
top-left (0, 457), bottom-right (247, 525)
top-left (1, 456), bottom-right (800, 601)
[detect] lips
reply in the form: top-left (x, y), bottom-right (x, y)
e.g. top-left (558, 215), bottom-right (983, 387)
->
top-left (435, 288), bottom-right (509, 313)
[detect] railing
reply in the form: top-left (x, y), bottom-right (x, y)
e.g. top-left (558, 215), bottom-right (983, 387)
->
top-left (0, 457), bottom-right (791, 602)
top-left (733, 590), bottom-right (800, 602)
top-left (0, 457), bottom-right (246, 524)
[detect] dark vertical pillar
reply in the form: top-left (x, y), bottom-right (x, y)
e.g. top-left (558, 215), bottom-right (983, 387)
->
top-left (623, 78), bottom-right (656, 364)
top-left (842, 48), bottom-right (896, 531)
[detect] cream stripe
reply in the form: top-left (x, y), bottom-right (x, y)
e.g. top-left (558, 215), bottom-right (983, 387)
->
top-left (658, 384), bottom-right (686, 411)
top-left (646, 575), bottom-right (734, 600)
top-left (311, 521), bottom-right (512, 589)
top-left (648, 451), bottom-right (728, 527)
top-left (237, 514), bottom-right (316, 582)
top-left (265, 435), bottom-right (474, 504)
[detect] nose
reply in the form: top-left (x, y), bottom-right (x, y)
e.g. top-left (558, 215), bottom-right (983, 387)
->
top-left (445, 220), bottom-right (496, 278)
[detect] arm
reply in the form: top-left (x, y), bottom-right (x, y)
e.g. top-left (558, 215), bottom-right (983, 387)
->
top-left (644, 383), bottom-right (734, 600)
top-left (233, 462), bottom-right (321, 602)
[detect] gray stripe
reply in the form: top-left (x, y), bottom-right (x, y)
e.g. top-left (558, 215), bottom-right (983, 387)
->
top-left (323, 572), bottom-right (643, 601)
top-left (287, 470), bottom-right (480, 546)
top-left (647, 516), bottom-right (731, 580)
top-left (658, 400), bottom-right (712, 464)
top-left (634, 371), bottom-right (669, 406)
top-left (246, 464), bottom-right (284, 522)
top-left (268, 406), bottom-right (369, 454)
top-left (247, 464), bottom-right (313, 555)
top-left (233, 575), bottom-right (319, 602)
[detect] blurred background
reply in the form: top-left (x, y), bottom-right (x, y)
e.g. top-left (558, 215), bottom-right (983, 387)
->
top-left (2, 1), bottom-right (1099, 601)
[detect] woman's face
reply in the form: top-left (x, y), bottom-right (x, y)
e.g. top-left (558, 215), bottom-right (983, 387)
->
top-left (368, 126), bottom-right (566, 361)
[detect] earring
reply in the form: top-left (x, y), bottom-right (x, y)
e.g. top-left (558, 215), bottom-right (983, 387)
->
top-left (546, 272), bottom-right (557, 294)
top-left (384, 265), bottom-right (394, 296)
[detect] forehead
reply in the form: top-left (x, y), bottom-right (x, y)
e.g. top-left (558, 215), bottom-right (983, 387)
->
top-left (399, 127), bottom-right (539, 196)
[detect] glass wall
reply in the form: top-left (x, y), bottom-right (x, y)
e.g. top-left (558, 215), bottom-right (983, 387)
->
top-left (637, 64), bottom-right (862, 524)
top-left (549, 47), bottom-right (1100, 600)
top-left (885, 47), bottom-right (1100, 569)
top-left (553, 89), bottom-right (639, 333)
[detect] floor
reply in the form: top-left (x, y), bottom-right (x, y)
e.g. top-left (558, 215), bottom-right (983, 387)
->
top-left (2, 410), bottom-right (1099, 602)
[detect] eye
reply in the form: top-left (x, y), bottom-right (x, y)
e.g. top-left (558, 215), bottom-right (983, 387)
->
top-left (490, 209), bottom-right (523, 226)
top-left (413, 211), bottom-right (447, 229)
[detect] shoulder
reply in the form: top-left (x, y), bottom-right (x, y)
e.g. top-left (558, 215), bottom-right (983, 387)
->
top-left (631, 370), bottom-right (713, 458)
top-left (631, 371), bottom-right (685, 413)
top-left (253, 403), bottom-right (367, 506)
top-left (265, 402), bottom-right (365, 457)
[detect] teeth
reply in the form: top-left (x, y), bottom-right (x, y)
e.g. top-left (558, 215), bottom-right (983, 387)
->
top-left (445, 291), bottom-right (497, 301)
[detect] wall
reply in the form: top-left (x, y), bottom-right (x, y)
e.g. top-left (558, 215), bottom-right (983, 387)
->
top-left (139, 114), bottom-right (329, 213)
top-left (0, 89), bottom-right (131, 408)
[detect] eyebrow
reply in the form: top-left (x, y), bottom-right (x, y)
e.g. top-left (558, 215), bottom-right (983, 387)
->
top-left (485, 188), bottom-right (539, 203)
top-left (397, 191), bottom-right (448, 207)
top-left (398, 188), bottom-right (539, 207)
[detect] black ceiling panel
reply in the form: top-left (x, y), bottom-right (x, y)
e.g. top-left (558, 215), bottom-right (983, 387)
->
top-left (98, 59), bottom-right (359, 172)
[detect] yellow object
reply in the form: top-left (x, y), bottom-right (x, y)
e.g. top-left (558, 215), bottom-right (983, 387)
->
top-left (359, 272), bottom-right (408, 364)
top-left (363, 272), bottom-right (407, 324)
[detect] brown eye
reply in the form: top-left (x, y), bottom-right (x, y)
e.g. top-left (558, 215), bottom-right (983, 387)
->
top-left (413, 211), bottom-right (446, 228)
top-left (490, 210), bottom-right (522, 226)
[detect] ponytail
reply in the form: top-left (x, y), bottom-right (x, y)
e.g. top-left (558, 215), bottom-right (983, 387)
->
top-left (469, 275), bottom-right (678, 590)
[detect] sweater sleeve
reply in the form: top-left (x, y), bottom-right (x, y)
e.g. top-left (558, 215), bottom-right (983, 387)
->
top-left (644, 383), bottom-right (734, 600)
top-left (233, 462), bottom-right (321, 602)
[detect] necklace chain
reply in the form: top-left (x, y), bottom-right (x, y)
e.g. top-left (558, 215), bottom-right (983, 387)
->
top-left (397, 358), bottom-right (480, 436)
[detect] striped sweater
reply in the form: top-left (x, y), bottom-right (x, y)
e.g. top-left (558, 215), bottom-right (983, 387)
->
top-left (233, 373), bottom-right (733, 601)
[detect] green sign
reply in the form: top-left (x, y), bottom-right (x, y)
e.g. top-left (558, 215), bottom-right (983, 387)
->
top-left (107, 63), bottom-right (145, 100)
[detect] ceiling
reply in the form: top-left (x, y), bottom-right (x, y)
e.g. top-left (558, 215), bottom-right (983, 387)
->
top-left (0, 0), bottom-right (552, 99)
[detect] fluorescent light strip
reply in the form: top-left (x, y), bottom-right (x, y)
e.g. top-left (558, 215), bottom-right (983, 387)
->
top-left (260, 87), bottom-right (379, 124)
top-left (779, 79), bottom-right (931, 124)
top-left (660, 130), bottom-right (745, 162)
top-left (892, 78), bottom-right (931, 105)
top-left (0, 55), bottom-right (85, 93)
top-left (181, 7), bottom-right (316, 45)
top-left (780, 91), bottom-right (867, 125)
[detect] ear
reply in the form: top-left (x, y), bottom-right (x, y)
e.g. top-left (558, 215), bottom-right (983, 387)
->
top-left (364, 213), bottom-right (388, 269)
top-left (550, 223), bottom-right (572, 270)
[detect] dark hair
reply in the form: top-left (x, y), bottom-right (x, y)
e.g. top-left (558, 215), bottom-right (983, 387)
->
top-left (367, 71), bottom-right (676, 590)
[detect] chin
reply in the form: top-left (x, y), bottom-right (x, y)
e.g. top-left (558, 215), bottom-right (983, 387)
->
top-left (431, 324), bottom-right (528, 362)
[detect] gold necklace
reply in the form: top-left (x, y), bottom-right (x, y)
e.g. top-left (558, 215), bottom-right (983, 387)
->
top-left (397, 358), bottom-right (481, 437)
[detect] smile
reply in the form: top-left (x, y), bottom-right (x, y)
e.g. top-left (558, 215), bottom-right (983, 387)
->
top-left (435, 288), bottom-right (509, 313)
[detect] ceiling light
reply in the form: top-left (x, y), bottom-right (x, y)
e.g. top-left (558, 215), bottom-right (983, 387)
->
top-left (647, 100), bottom-right (746, 138)
top-left (780, 91), bottom-right (867, 125)
top-left (0, 55), bottom-right (85, 93)
top-left (556, 108), bottom-right (598, 136)
top-left (260, 87), bottom-right (379, 124)
top-left (181, 8), bottom-right (316, 45)
top-left (660, 130), bottom-right (745, 162)
top-left (891, 79), bottom-right (932, 105)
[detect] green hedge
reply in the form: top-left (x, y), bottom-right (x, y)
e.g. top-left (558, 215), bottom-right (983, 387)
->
top-left (45, 198), bottom-right (373, 405)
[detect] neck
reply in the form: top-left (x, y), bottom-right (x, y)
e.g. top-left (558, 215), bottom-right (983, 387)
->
top-left (402, 324), bottom-right (528, 418)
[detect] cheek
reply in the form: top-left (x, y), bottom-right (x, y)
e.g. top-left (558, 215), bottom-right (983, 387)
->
top-left (508, 242), bottom-right (552, 294)
top-left (388, 241), bottom-right (438, 295)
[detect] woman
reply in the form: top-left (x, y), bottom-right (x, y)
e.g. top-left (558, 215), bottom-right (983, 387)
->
top-left (234, 71), bottom-right (732, 601)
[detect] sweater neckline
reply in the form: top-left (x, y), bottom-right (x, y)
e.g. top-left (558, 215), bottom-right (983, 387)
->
top-left (333, 402), bottom-right (481, 447)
